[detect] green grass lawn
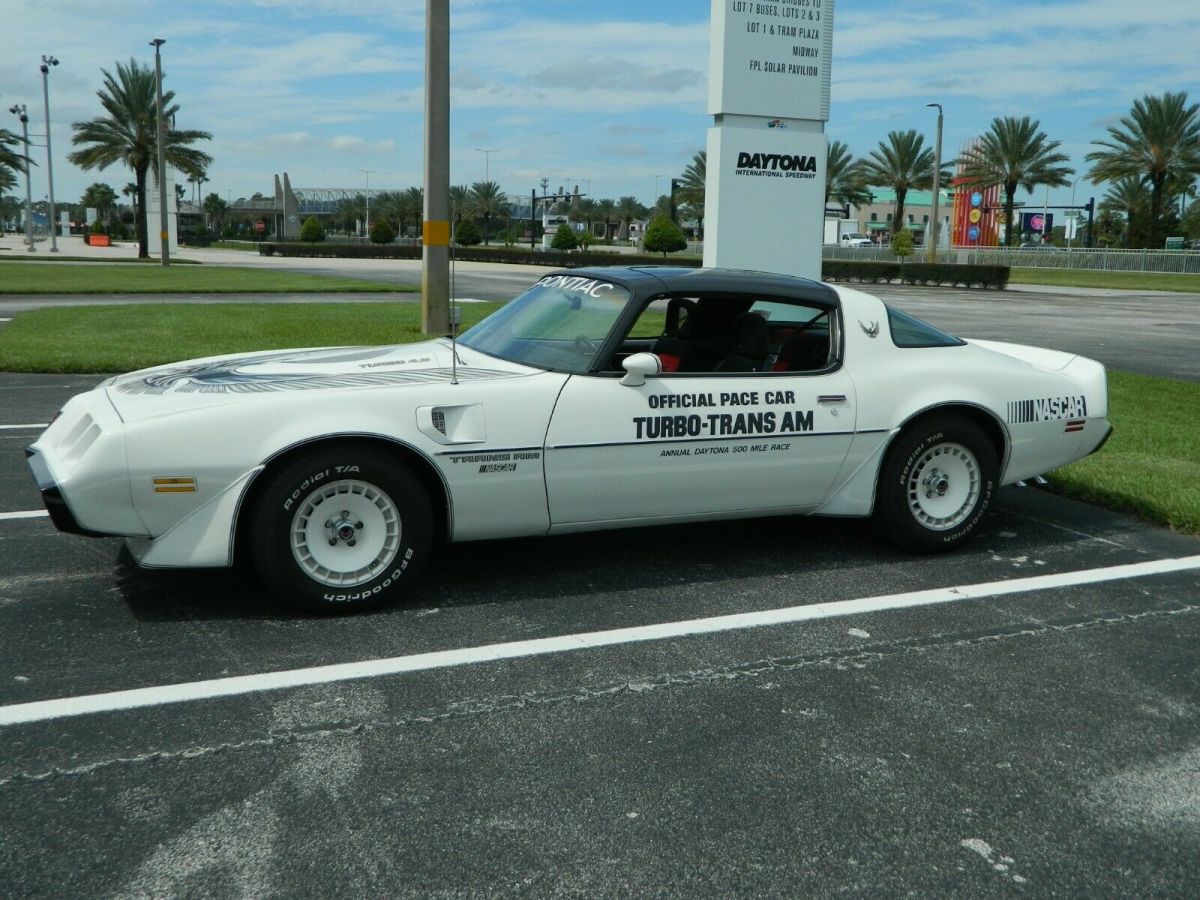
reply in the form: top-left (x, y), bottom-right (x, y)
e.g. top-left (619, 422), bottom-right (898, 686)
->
top-left (0, 263), bottom-right (411, 294)
top-left (1, 303), bottom-right (1195, 535)
top-left (0, 302), bottom-right (501, 373)
top-left (1010, 267), bottom-right (1200, 292)
top-left (1048, 371), bottom-right (1199, 535)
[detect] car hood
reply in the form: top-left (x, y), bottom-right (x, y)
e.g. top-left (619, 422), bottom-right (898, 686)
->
top-left (103, 340), bottom-right (537, 423)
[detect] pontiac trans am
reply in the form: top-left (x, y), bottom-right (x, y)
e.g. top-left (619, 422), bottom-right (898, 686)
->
top-left (27, 267), bottom-right (1112, 612)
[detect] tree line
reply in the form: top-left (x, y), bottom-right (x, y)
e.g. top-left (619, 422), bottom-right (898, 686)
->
top-left (5, 57), bottom-right (1196, 254)
top-left (824, 91), bottom-right (1200, 249)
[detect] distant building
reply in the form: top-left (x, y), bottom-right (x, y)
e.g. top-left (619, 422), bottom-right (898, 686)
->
top-left (849, 187), bottom-right (954, 246)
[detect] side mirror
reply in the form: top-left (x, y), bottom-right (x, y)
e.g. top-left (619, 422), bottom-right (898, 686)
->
top-left (621, 352), bottom-right (661, 387)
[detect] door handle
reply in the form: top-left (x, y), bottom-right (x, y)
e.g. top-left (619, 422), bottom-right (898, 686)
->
top-left (817, 394), bottom-right (847, 404)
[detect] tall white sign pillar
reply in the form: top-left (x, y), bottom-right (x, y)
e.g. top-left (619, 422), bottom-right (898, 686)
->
top-left (705, 0), bottom-right (835, 279)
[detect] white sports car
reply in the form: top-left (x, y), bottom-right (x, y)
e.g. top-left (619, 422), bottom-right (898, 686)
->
top-left (27, 266), bottom-right (1112, 612)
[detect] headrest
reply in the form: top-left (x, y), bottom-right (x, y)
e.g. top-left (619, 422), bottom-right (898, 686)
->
top-left (734, 313), bottom-right (770, 357)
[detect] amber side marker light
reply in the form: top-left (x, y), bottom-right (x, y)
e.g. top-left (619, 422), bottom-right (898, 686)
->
top-left (153, 477), bottom-right (196, 494)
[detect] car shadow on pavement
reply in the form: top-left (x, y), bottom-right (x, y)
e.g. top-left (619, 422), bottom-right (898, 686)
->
top-left (113, 515), bottom-right (877, 623)
top-left (110, 488), bottom-right (1185, 624)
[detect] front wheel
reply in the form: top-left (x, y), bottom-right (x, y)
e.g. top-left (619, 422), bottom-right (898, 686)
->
top-left (250, 446), bottom-right (433, 612)
top-left (873, 415), bottom-right (998, 553)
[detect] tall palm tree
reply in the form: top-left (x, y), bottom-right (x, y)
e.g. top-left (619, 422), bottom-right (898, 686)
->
top-left (860, 130), bottom-right (941, 237)
top-left (594, 198), bottom-right (617, 241)
top-left (467, 180), bottom-right (510, 244)
top-left (825, 140), bottom-right (872, 211)
top-left (615, 196), bottom-right (647, 241)
top-left (957, 116), bottom-right (1073, 246)
top-left (80, 182), bottom-right (118, 228)
top-left (202, 191), bottom-right (226, 233)
top-left (449, 184), bottom-right (470, 229)
top-left (676, 150), bottom-right (705, 237)
top-left (1100, 176), bottom-right (1148, 247)
top-left (398, 186), bottom-right (423, 238)
top-left (1, 127), bottom-right (27, 193)
top-left (1086, 91), bottom-right (1200, 250)
top-left (68, 59), bottom-right (212, 258)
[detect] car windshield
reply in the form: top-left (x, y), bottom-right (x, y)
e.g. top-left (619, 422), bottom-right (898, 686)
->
top-left (458, 274), bottom-right (631, 372)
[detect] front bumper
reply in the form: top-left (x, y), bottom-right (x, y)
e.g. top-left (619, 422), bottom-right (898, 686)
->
top-left (25, 447), bottom-right (107, 537)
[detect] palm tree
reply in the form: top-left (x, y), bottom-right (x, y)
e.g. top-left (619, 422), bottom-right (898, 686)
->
top-left (449, 184), bottom-right (470, 229)
top-left (615, 195), bottom-right (646, 241)
top-left (467, 180), bottom-right (510, 244)
top-left (676, 150), bottom-right (705, 237)
top-left (1086, 91), bottom-right (1200, 250)
top-left (594, 198), bottom-right (617, 241)
top-left (1100, 177), bottom-right (1148, 247)
top-left (825, 140), bottom-right (872, 211)
top-left (80, 182), bottom-right (118, 228)
top-left (957, 116), bottom-right (1073, 246)
top-left (202, 191), bottom-right (227, 233)
top-left (1, 127), bottom-right (27, 193)
top-left (860, 129), bottom-right (940, 237)
top-left (68, 59), bottom-right (212, 258)
top-left (397, 186), bottom-right (423, 238)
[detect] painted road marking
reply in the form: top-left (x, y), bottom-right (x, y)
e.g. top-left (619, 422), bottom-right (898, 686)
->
top-left (0, 424), bottom-right (48, 430)
top-left (0, 510), bottom-right (49, 521)
top-left (2, 554), bottom-right (1199, 727)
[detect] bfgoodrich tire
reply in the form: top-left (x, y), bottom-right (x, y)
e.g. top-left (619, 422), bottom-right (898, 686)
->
top-left (251, 446), bottom-right (433, 613)
top-left (873, 415), bottom-right (998, 553)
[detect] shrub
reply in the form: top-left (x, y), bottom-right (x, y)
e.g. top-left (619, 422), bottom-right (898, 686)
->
top-left (455, 218), bottom-right (482, 246)
top-left (643, 215), bottom-right (687, 256)
top-left (551, 222), bottom-right (578, 251)
top-left (890, 229), bottom-right (915, 260)
top-left (299, 216), bottom-right (325, 242)
top-left (821, 260), bottom-right (1010, 289)
top-left (90, 219), bottom-right (107, 235)
top-left (369, 220), bottom-right (396, 244)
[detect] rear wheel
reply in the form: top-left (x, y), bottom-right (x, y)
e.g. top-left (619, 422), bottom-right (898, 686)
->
top-left (250, 446), bottom-right (432, 612)
top-left (873, 415), bottom-right (998, 553)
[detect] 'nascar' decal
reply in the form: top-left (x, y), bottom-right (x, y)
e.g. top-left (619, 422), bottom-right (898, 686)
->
top-left (1007, 394), bottom-right (1087, 424)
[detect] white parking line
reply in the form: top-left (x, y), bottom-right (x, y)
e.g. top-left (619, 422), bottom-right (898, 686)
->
top-left (0, 510), bottom-right (49, 521)
top-left (0, 424), bottom-right (48, 430)
top-left (2, 554), bottom-right (1199, 727)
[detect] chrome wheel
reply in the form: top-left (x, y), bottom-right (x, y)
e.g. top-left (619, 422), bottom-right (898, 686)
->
top-left (290, 479), bottom-right (401, 587)
top-left (905, 441), bottom-right (980, 531)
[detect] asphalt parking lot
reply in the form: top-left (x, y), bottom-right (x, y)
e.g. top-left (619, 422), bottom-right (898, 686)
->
top-left (2, 345), bottom-right (1199, 895)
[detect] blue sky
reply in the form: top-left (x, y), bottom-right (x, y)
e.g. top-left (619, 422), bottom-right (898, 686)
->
top-left (3, 0), bottom-right (1198, 209)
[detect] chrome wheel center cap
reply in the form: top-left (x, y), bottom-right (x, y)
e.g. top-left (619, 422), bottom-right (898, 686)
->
top-left (923, 468), bottom-right (950, 499)
top-left (326, 510), bottom-right (364, 547)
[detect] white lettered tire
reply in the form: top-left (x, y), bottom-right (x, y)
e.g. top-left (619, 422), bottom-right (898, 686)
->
top-left (251, 445), bottom-right (432, 612)
top-left (873, 415), bottom-right (998, 552)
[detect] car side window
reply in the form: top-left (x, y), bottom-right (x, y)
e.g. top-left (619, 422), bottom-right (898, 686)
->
top-left (620, 293), bottom-right (837, 375)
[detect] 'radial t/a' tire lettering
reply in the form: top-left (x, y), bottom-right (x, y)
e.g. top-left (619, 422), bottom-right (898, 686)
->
top-left (873, 414), bottom-right (998, 553)
top-left (250, 445), bottom-right (433, 612)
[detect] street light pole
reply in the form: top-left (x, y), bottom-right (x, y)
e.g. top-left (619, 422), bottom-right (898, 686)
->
top-left (8, 105), bottom-right (35, 253)
top-left (925, 102), bottom-right (943, 262)
top-left (473, 148), bottom-right (497, 185)
top-left (357, 169), bottom-right (376, 236)
top-left (40, 55), bottom-right (59, 252)
top-left (150, 38), bottom-right (170, 266)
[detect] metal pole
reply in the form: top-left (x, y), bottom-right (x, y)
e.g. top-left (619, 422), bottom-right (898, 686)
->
top-left (357, 169), bottom-right (375, 236)
top-left (9, 105), bottom-right (36, 253)
top-left (925, 102), bottom-right (942, 262)
top-left (421, 0), bottom-right (450, 335)
top-left (151, 39), bottom-right (170, 266)
top-left (40, 56), bottom-right (59, 252)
